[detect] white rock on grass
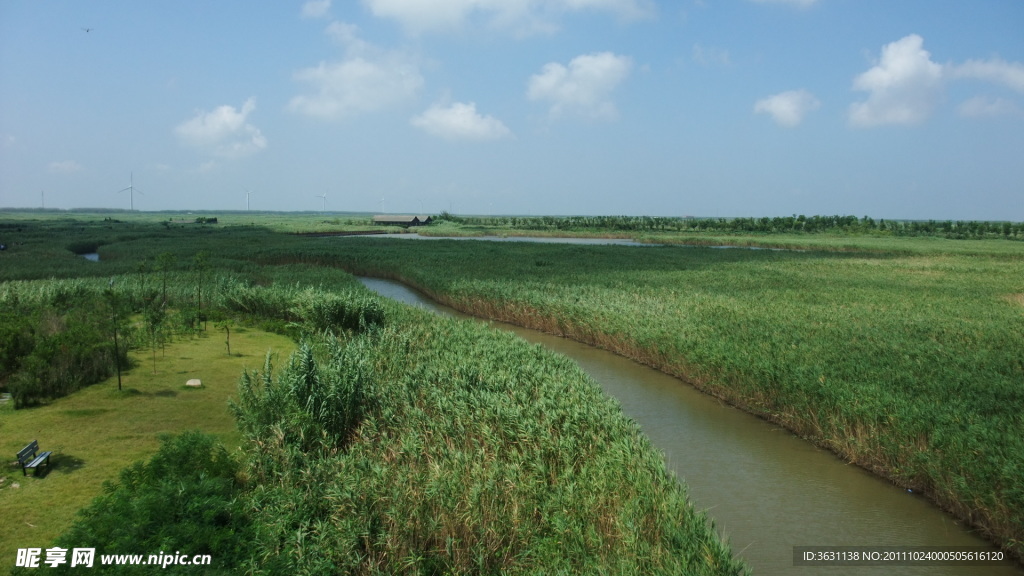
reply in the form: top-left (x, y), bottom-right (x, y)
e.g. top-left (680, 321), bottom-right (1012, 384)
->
top-left (185, 379), bottom-right (202, 388)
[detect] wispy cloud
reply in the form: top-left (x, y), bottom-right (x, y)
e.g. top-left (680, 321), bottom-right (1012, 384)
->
top-left (754, 89), bottom-right (820, 127)
top-left (958, 95), bottom-right (1022, 118)
top-left (527, 52), bottom-right (633, 119)
top-left (361, 0), bottom-right (653, 35)
top-left (947, 58), bottom-right (1024, 94)
top-left (411, 102), bottom-right (511, 140)
top-left (174, 98), bottom-right (267, 158)
top-left (301, 0), bottom-right (331, 19)
top-left (848, 34), bottom-right (943, 127)
top-left (288, 57), bottom-right (422, 120)
top-left (288, 21), bottom-right (423, 120)
top-left (692, 43), bottom-right (730, 67)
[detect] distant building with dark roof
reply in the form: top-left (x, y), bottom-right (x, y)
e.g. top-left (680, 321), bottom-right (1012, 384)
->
top-left (373, 215), bottom-right (433, 227)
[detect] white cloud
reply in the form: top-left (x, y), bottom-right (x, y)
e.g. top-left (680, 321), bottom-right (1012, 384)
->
top-left (363, 0), bottom-right (475, 32)
top-left (754, 89), bottom-right (820, 127)
top-left (301, 0), bottom-right (331, 19)
top-left (848, 35), bottom-right (1024, 127)
top-left (48, 160), bottom-right (83, 173)
top-left (748, 0), bottom-right (818, 7)
top-left (288, 21), bottom-right (422, 120)
top-left (288, 56), bottom-right (422, 120)
top-left (325, 20), bottom-right (375, 55)
top-left (958, 95), bottom-right (1022, 118)
top-left (527, 52), bottom-right (632, 119)
top-left (848, 34), bottom-right (943, 127)
top-left (947, 58), bottom-right (1024, 94)
top-left (411, 102), bottom-right (511, 140)
top-left (174, 98), bottom-right (267, 158)
top-left (361, 0), bottom-right (653, 34)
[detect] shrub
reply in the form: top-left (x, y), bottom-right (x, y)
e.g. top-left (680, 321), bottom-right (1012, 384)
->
top-left (42, 432), bottom-right (251, 575)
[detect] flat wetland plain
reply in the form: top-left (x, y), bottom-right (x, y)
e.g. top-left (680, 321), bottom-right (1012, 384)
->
top-left (1, 210), bottom-right (1022, 569)
top-left (333, 223), bottom-right (1024, 560)
top-left (1, 211), bottom-right (752, 574)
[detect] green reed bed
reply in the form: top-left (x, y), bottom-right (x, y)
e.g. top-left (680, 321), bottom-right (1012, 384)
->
top-left (233, 305), bottom-right (747, 575)
top-left (323, 237), bottom-right (1024, 560)
top-left (2, 217), bottom-right (747, 574)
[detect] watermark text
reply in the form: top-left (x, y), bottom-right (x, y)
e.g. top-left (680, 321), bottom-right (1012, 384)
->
top-left (16, 548), bottom-right (212, 569)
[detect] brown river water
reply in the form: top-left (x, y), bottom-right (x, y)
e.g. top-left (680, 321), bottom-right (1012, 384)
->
top-left (359, 276), bottom-right (1021, 576)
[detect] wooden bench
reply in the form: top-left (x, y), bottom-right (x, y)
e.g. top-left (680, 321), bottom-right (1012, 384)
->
top-left (16, 440), bottom-right (52, 477)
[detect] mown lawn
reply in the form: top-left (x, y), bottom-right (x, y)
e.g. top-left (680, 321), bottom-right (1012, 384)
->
top-left (0, 327), bottom-right (294, 563)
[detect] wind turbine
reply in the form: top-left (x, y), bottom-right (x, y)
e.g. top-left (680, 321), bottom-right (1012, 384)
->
top-left (118, 172), bottom-right (143, 211)
top-left (241, 186), bottom-right (252, 211)
top-left (317, 193), bottom-right (327, 213)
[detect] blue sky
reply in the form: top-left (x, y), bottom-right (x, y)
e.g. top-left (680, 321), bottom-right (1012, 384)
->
top-left (1, 0), bottom-right (1022, 220)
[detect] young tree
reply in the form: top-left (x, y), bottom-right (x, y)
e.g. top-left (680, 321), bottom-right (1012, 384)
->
top-left (216, 318), bottom-right (233, 356)
top-left (192, 251), bottom-right (210, 331)
top-left (135, 259), bottom-right (149, 308)
top-left (103, 281), bottom-right (128, 391)
top-left (155, 251), bottom-right (177, 305)
top-left (144, 294), bottom-right (167, 374)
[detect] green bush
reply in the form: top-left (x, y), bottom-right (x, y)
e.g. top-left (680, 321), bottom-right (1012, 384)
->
top-left (0, 309), bottom-right (34, 385)
top-left (42, 432), bottom-right (251, 575)
top-left (4, 302), bottom-right (125, 408)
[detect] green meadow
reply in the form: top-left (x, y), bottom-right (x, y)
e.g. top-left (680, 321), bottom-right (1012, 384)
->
top-left (0, 328), bottom-right (294, 562)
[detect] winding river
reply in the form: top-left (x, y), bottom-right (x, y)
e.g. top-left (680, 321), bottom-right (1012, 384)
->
top-left (358, 276), bottom-right (1021, 576)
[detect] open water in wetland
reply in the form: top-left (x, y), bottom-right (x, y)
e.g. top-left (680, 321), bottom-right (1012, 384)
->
top-left (361, 233), bottom-right (653, 246)
top-left (359, 276), bottom-right (1022, 576)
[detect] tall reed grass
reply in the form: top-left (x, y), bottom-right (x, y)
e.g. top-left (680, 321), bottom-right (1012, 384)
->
top-left (233, 308), bottom-right (747, 574)
top-left (2, 216), bottom-right (748, 574)
top-left (326, 237), bottom-right (1024, 561)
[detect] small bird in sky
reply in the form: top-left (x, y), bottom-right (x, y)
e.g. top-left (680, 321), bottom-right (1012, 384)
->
top-left (81, 27), bottom-right (93, 33)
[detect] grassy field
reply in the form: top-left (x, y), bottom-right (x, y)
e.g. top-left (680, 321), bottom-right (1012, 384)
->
top-left (0, 327), bottom-right (295, 563)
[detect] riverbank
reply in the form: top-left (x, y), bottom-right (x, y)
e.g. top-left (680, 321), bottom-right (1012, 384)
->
top-left (227, 305), bottom-right (750, 574)
top-left (1, 217), bottom-right (750, 574)
top-left (361, 276), bottom-right (1023, 575)
top-left (329, 237), bottom-right (1024, 562)
top-left (4, 213), bottom-right (1021, 565)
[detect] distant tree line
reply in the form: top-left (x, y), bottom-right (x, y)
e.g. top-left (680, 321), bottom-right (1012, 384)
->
top-left (438, 213), bottom-right (1024, 240)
